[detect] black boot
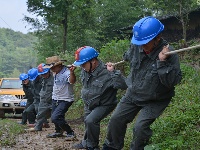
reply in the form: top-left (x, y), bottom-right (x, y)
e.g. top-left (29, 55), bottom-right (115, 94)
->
top-left (87, 146), bottom-right (100, 150)
top-left (21, 111), bottom-right (27, 124)
top-left (59, 123), bottom-right (76, 140)
top-left (102, 143), bottom-right (117, 150)
top-left (27, 111), bottom-right (36, 124)
top-left (59, 123), bottom-right (73, 133)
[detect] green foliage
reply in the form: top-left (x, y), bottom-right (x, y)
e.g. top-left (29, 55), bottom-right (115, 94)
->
top-left (25, 0), bottom-right (102, 55)
top-left (148, 64), bottom-right (200, 150)
top-left (0, 28), bottom-right (37, 77)
top-left (9, 68), bottom-right (21, 78)
top-left (146, 0), bottom-right (199, 16)
top-left (0, 119), bottom-right (25, 147)
top-left (99, 39), bottom-right (129, 62)
top-left (99, 38), bottom-right (130, 75)
top-left (145, 0), bottom-right (199, 42)
top-left (24, 0), bottom-right (148, 59)
top-left (35, 27), bottom-right (65, 62)
top-left (94, 0), bottom-right (145, 42)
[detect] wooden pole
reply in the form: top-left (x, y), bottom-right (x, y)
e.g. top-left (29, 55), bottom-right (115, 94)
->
top-left (113, 60), bottom-right (125, 65)
top-left (165, 44), bottom-right (200, 55)
top-left (110, 44), bottom-right (200, 66)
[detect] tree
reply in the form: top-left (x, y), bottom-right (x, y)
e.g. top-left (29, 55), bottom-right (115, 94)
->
top-left (93, 0), bottom-right (146, 42)
top-left (24, 0), bottom-right (99, 54)
top-left (23, 0), bottom-right (150, 60)
top-left (145, 0), bottom-right (199, 44)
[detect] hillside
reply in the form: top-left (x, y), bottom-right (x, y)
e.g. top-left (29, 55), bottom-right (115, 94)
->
top-left (0, 28), bottom-right (38, 77)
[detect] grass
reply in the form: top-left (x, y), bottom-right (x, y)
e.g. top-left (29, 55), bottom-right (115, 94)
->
top-left (0, 119), bottom-right (25, 147)
top-left (145, 64), bottom-right (200, 150)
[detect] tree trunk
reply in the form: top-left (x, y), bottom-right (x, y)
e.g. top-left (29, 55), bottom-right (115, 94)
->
top-left (63, 16), bottom-right (67, 54)
top-left (179, 2), bottom-right (187, 47)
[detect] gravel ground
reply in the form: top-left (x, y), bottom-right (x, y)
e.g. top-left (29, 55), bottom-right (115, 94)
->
top-left (2, 118), bottom-right (84, 150)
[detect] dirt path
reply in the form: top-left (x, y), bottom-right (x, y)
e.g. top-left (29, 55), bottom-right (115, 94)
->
top-left (3, 118), bottom-right (84, 150)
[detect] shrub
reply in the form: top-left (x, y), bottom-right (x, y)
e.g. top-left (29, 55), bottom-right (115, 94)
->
top-left (148, 64), bottom-right (200, 150)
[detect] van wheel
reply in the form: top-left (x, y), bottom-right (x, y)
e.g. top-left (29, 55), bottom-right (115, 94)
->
top-left (0, 110), bottom-right (5, 118)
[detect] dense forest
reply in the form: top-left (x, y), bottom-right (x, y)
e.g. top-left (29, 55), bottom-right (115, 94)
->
top-left (23, 0), bottom-right (199, 59)
top-left (1, 0), bottom-right (199, 78)
top-left (0, 28), bottom-right (37, 77)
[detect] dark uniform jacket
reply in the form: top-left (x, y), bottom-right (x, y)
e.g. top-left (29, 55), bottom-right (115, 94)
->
top-left (123, 38), bottom-right (182, 101)
top-left (39, 73), bottom-right (54, 104)
top-left (23, 81), bottom-right (34, 105)
top-left (80, 60), bottom-right (127, 110)
top-left (31, 77), bottom-right (42, 103)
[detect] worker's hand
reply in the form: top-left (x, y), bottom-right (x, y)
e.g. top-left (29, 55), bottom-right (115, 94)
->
top-left (70, 66), bottom-right (76, 72)
top-left (67, 65), bottom-right (76, 72)
top-left (159, 44), bottom-right (170, 61)
top-left (106, 62), bottom-right (115, 72)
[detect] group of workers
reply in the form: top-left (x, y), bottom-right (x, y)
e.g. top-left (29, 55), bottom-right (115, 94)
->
top-left (19, 56), bottom-right (76, 140)
top-left (18, 16), bottom-right (182, 150)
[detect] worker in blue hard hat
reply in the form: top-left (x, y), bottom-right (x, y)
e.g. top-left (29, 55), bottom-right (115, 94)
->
top-left (18, 73), bottom-right (36, 125)
top-left (25, 68), bottom-right (42, 127)
top-left (102, 16), bottom-right (182, 150)
top-left (26, 63), bottom-right (53, 131)
top-left (72, 46), bottom-right (127, 150)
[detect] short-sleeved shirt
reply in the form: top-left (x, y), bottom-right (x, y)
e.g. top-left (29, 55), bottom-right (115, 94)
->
top-left (52, 66), bottom-right (74, 102)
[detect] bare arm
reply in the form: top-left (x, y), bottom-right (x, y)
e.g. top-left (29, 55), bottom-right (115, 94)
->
top-left (69, 66), bottom-right (76, 84)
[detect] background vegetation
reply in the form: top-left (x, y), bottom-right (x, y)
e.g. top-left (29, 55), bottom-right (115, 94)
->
top-left (0, 28), bottom-right (37, 77)
top-left (0, 0), bottom-right (199, 149)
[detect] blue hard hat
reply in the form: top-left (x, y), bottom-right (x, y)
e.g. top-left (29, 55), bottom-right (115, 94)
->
top-left (28, 68), bottom-right (39, 81)
top-left (37, 63), bottom-right (50, 75)
top-left (131, 16), bottom-right (164, 45)
top-left (19, 73), bottom-right (29, 81)
top-left (73, 46), bottom-right (99, 66)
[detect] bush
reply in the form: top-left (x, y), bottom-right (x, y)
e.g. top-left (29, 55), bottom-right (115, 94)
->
top-left (148, 64), bottom-right (200, 150)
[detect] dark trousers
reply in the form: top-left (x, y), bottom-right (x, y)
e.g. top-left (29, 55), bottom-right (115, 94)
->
top-left (105, 97), bottom-right (171, 150)
top-left (81, 104), bottom-right (116, 148)
top-left (21, 100), bottom-right (36, 124)
top-left (34, 101), bottom-right (52, 130)
top-left (51, 100), bottom-right (73, 133)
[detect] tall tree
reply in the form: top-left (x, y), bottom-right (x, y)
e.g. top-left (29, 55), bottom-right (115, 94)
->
top-left (25, 0), bottom-right (69, 54)
top-left (93, 0), bottom-right (146, 42)
top-left (24, 0), bottom-right (98, 54)
top-left (145, 0), bottom-right (199, 43)
top-left (23, 0), bottom-right (149, 60)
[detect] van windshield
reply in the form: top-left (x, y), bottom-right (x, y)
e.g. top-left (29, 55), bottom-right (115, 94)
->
top-left (0, 79), bottom-right (22, 89)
